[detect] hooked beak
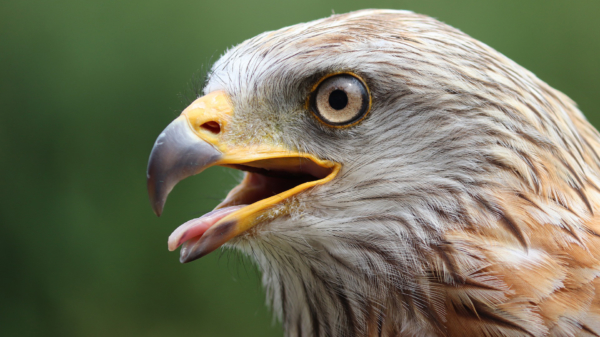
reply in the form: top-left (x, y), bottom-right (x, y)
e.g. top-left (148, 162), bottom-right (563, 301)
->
top-left (147, 117), bottom-right (221, 217)
top-left (147, 91), bottom-right (340, 262)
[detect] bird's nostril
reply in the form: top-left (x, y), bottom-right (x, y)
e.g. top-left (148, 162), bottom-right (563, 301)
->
top-left (200, 121), bottom-right (221, 134)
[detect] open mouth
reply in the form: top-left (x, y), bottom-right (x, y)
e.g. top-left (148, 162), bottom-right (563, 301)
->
top-left (146, 90), bottom-right (341, 262)
top-left (165, 157), bottom-right (339, 261)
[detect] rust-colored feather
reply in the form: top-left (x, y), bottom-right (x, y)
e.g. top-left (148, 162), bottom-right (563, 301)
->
top-left (197, 9), bottom-right (600, 337)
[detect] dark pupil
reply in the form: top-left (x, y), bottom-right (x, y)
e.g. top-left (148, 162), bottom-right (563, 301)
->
top-left (328, 90), bottom-right (348, 110)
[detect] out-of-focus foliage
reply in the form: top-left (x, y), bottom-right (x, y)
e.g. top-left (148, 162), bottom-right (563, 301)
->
top-left (1, 0), bottom-right (598, 336)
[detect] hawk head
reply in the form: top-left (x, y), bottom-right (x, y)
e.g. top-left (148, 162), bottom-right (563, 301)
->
top-left (147, 9), bottom-right (600, 337)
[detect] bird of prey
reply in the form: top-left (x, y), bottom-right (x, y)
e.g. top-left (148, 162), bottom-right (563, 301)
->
top-left (147, 9), bottom-right (600, 337)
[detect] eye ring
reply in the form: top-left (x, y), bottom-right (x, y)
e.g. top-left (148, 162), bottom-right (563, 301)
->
top-left (308, 72), bottom-right (371, 128)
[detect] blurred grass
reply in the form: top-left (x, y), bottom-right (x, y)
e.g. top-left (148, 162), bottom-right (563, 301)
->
top-left (1, 0), bottom-right (598, 336)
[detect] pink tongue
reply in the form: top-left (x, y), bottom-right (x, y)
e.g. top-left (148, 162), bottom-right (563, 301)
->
top-left (168, 205), bottom-right (246, 251)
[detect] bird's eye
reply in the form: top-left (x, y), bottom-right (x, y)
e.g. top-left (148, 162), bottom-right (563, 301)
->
top-left (309, 73), bottom-right (370, 127)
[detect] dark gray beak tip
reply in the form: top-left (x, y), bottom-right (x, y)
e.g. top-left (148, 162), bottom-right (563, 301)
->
top-left (146, 117), bottom-right (222, 217)
top-left (147, 166), bottom-right (167, 217)
top-left (151, 199), bottom-right (164, 217)
top-left (179, 242), bottom-right (211, 263)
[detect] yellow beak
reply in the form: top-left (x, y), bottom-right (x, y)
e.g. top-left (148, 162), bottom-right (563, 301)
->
top-left (147, 91), bottom-right (340, 262)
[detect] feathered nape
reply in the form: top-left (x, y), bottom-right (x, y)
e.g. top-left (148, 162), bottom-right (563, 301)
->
top-left (205, 10), bottom-right (600, 337)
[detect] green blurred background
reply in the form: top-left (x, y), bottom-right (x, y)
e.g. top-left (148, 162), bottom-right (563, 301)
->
top-left (1, 0), bottom-right (599, 336)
